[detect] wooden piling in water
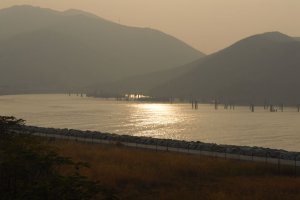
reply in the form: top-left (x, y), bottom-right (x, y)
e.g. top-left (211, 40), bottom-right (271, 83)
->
top-left (224, 104), bottom-right (228, 110)
top-left (279, 103), bottom-right (284, 112)
top-left (214, 100), bottom-right (218, 110)
top-left (270, 104), bottom-right (276, 112)
top-left (250, 104), bottom-right (254, 112)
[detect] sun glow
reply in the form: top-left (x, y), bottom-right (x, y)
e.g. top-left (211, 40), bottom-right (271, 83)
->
top-left (128, 103), bottom-right (183, 139)
top-left (138, 104), bottom-right (170, 112)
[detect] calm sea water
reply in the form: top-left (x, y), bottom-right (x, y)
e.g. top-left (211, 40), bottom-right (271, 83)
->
top-left (0, 94), bottom-right (300, 151)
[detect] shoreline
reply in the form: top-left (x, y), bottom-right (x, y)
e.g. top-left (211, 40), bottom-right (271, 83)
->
top-left (17, 125), bottom-right (300, 163)
top-left (2, 93), bottom-right (300, 108)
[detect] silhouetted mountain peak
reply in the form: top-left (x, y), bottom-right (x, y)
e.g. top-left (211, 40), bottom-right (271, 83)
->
top-left (213, 31), bottom-right (297, 56)
top-left (0, 5), bottom-right (58, 15)
top-left (63, 9), bottom-right (99, 19)
top-left (252, 31), bottom-right (294, 42)
top-left (234, 31), bottom-right (295, 46)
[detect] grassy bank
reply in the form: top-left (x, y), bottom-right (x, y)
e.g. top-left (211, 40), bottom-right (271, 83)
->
top-left (49, 139), bottom-right (300, 200)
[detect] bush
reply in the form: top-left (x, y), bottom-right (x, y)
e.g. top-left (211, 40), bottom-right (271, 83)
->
top-left (0, 116), bottom-right (116, 200)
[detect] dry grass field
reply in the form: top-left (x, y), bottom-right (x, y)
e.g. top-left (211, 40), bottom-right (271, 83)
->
top-left (49, 139), bottom-right (300, 200)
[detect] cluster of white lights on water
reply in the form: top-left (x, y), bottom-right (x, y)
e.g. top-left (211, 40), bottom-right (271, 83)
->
top-left (124, 94), bottom-right (150, 99)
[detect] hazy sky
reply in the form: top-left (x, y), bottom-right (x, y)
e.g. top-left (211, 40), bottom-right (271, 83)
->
top-left (1, 0), bottom-right (300, 54)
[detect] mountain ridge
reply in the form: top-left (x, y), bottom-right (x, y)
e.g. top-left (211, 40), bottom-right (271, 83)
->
top-left (0, 5), bottom-right (204, 93)
top-left (150, 31), bottom-right (300, 104)
top-left (99, 31), bottom-right (300, 105)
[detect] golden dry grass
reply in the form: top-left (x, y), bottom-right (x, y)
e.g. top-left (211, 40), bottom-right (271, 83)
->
top-left (49, 139), bottom-right (300, 200)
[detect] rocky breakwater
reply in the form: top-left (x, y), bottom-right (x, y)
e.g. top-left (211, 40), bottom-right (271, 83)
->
top-left (18, 125), bottom-right (300, 161)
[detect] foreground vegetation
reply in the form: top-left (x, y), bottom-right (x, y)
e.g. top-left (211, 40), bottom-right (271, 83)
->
top-left (2, 116), bottom-right (300, 199)
top-left (0, 116), bottom-right (114, 200)
top-left (51, 139), bottom-right (300, 200)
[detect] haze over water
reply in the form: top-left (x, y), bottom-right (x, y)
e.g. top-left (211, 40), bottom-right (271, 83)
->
top-left (1, 94), bottom-right (300, 151)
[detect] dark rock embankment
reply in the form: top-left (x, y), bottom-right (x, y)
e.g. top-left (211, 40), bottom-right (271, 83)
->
top-left (16, 125), bottom-right (300, 161)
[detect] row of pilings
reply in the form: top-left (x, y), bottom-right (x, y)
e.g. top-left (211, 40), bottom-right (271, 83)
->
top-left (191, 100), bottom-right (199, 109)
top-left (249, 103), bottom-right (292, 112)
top-left (67, 93), bottom-right (85, 97)
top-left (189, 99), bottom-right (300, 113)
top-left (69, 92), bottom-right (300, 113)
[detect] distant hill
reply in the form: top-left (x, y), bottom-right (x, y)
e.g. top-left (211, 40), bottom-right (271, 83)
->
top-left (295, 37), bottom-right (300, 42)
top-left (151, 32), bottom-right (300, 105)
top-left (88, 58), bottom-right (205, 96)
top-left (102, 32), bottom-right (300, 105)
top-left (0, 5), bottom-right (204, 93)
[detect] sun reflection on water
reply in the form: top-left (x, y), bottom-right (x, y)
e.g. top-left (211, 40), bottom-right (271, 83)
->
top-left (138, 104), bottom-right (171, 113)
top-left (128, 103), bottom-right (183, 139)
